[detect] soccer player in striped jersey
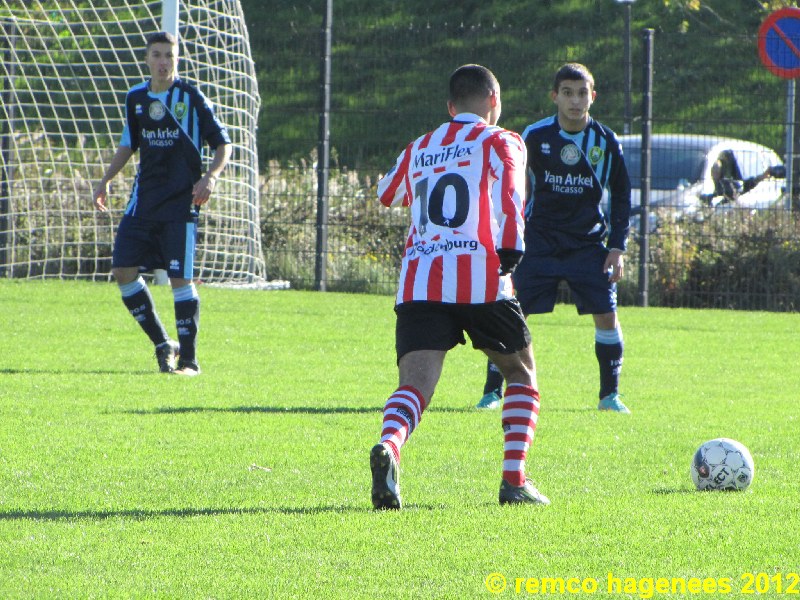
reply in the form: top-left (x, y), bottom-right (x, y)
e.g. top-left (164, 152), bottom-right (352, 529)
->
top-left (477, 63), bottom-right (632, 413)
top-left (370, 64), bottom-right (549, 509)
top-left (93, 31), bottom-right (231, 376)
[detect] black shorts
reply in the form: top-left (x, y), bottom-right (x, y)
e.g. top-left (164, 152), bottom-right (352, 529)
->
top-left (513, 243), bottom-right (617, 315)
top-left (112, 214), bottom-right (198, 279)
top-left (394, 299), bottom-right (531, 362)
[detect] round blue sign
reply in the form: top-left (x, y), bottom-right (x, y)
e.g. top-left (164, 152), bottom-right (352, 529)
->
top-left (758, 7), bottom-right (800, 79)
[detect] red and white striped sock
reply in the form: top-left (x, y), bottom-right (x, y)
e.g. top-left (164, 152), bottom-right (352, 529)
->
top-left (501, 384), bottom-right (540, 487)
top-left (379, 385), bottom-right (426, 463)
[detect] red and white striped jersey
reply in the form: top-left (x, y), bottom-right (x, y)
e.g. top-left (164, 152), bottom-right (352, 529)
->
top-left (378, 113), bottom-right (527, 305)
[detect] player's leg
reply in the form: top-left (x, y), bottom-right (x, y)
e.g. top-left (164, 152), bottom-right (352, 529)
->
top-left (380, 350), bottom-right (442, 462)
top-left (371, 351), bottom-right (443, 510)
top-left (378, 349), bottom-right (442, 464)
top-left (477, 360), bottom-right (505, 409)
top-left (112, 217), bottom-right (175, 372)
top-left (371, 303), bottom-right (456, 510)
top-left (163, 219), bottom-right (201, 376)
top-left (485, 347), bottom-right (547, 505)
top-left (470, 300), bottom-right (549, 505)
top-left (593, 311), bottom-right (628, 413)
top-left (476, 258), bottom-right (558, 409)
top-left (170, 276), bottom-right (200, 376)
top-left (569, 246), bottom-right (629, 413)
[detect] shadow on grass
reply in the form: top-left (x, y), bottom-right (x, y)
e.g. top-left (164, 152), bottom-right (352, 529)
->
top-left (0, 503), bottom-right (449, 521)
top-left (0, 368), bottom-right (153, 376)
top-left (116, 405), bottom-right (477, 415)
top-left (651, 487), bottom-right (696, 495)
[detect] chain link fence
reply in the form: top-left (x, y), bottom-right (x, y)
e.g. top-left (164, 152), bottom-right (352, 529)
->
top-left (257, 17), bottom-right (800, 310)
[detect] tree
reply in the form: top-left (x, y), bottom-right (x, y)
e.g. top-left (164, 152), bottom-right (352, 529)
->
top-left (661, 0), bottom-right (794, 33)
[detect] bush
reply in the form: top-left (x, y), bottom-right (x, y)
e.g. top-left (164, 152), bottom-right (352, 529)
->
top-left (624, 207), bottom-right (800, 311)
top-left (260, 156), bottom-right (405, 293)
top-left (261, 161), bottom-right (800, 311)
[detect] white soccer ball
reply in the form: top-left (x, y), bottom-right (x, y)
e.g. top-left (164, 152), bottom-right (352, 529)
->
top-left (691, 438), bottom-right (754, 491)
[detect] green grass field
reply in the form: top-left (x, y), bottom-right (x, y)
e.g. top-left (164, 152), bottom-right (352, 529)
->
top-left (1, 281), bottom-right (798, 598)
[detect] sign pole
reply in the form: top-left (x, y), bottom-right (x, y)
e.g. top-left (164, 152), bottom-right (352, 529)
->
top-left (786, 79), bottom-right (795, 211)
top-left (758, 7), bottom-right (800, 212)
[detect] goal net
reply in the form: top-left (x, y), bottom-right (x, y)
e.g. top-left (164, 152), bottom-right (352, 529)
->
top-left (0, 0), bottom-right (265, 282)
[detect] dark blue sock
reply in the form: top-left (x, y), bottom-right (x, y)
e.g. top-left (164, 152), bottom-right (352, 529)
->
top-left (595, 327), bottom-right (624, 399)
top-left (173, 284), bottom-right (200, 364)
top-left (119, 277), bottom-right (169, 346)
top-left (484, 360), bottom-right (505, 396)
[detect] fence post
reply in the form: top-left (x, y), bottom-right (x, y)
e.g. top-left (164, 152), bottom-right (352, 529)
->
top-left (314, 0), bottom-right (333, 292)
top-left (637, 29), bottom-right (654, 308)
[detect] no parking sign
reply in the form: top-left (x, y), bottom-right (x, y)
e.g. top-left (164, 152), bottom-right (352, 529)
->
top-left (758, 7), bottom-right (800, 79)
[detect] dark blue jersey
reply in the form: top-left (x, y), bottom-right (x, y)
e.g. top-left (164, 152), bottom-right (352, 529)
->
top-left (521, 115), bottom-right (631, 252)
top-left (121, 78), bottom-right (230, 221)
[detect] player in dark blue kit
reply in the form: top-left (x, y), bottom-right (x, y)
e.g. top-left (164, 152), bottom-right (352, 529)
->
top-left (477, 63), bottom-right (632, 413)
top-left (93, 31), bottom-right (231, 376)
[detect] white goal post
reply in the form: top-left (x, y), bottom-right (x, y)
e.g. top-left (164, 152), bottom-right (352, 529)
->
top-left (0, 0), bottom-right (265, 283)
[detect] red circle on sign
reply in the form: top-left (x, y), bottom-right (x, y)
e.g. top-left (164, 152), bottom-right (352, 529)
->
top-left (758, 7), bottom-right (800, 79)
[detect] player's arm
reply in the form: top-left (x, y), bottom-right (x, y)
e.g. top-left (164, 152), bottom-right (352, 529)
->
top-left (193, 87), bottom-right (233, 206)
top-left (490, 132), bottom-right (527, 275)
top-left (377, 143), bottom-right (414, 208)
top-left (604, 138), bottom-right (632, 282)
top-left (192, 142), bottom-right (232, 206)
top-left (95, 92), bottom-right (138, 212)
top-left (94, 145), bottom-right (134, 212)
top-left (606, 138), bottom-right (632, 253)
top-left (604, 249), bottom-right (624, 283)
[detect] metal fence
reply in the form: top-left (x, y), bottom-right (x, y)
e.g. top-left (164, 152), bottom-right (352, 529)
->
top-left (257, 17), bottom-right (800, 311)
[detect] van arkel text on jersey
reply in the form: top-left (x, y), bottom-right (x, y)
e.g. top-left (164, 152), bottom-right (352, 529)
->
top-left (544, 170), bottom-right (595, 195)
top-left (141, 126), bottom-right (180, 148)
top-left (414, 143), bottom-right (473, 169)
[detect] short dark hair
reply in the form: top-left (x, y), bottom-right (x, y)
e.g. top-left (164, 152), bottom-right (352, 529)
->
top-left (552, 63), bottom-right (595, 92)
top-left (146, 31), bottom-right (178, 50)
top-left (449, 64), bottom-right (498, 105)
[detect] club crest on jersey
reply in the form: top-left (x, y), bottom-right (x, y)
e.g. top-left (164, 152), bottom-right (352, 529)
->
top-left (588, 146), bottom-right (604, 164)
top-left (560, 144), bottom-right (581, 166)
top-left (173, 102), bottom-right (187, 119)
top-left (148, 101), bottom-right (167, 121)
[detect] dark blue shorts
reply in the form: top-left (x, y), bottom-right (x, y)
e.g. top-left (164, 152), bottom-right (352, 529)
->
top-left (112, 215), bottom-right (198, 279)
top-left (513, 243), bottom-right (617, 315)
top-left (394, 299), bottom-right (531, 362)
